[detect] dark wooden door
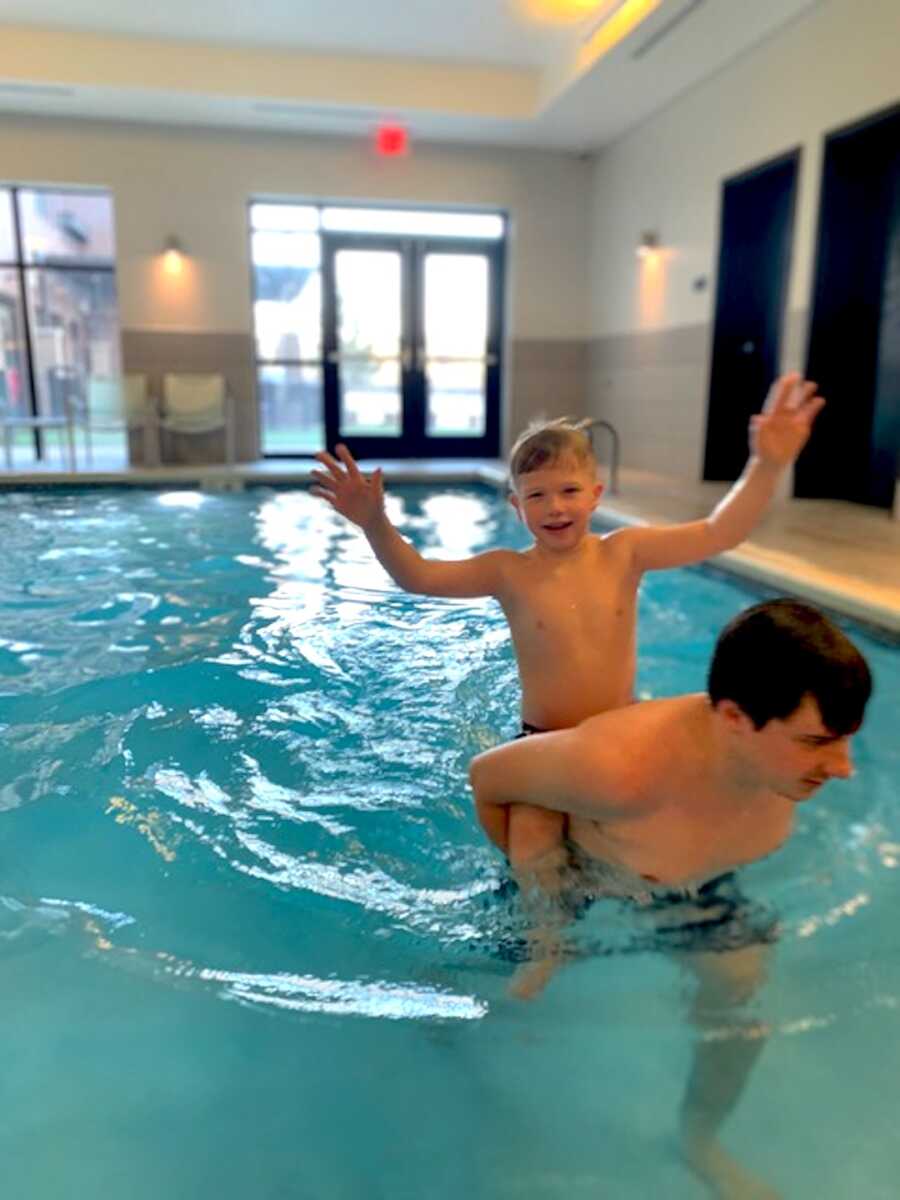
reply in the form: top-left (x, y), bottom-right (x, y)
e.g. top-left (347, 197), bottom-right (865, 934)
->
top-left (703, 152), bottom-right (799, 481)
top-left (799, 104), bottom-right (900, 507)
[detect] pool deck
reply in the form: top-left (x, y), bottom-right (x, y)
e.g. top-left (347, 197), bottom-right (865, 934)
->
top-left (3, 455), bottom-right (899, 636)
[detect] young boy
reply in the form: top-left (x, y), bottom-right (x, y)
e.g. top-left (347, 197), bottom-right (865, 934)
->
top-left (311, 372), bottom-right (824, 878)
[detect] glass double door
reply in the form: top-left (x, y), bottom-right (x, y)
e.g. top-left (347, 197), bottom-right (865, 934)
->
top-left (322, 234), bottom-right (502, 458)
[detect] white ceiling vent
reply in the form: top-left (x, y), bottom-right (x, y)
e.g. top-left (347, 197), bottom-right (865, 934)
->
top-left (252, 101), bottom-right (384, 121)
top-left (0, 81), bottom-right (76, 98)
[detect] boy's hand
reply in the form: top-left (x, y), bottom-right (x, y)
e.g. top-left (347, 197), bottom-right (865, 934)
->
top-left (311, 444), bottom-right (385, 530)
top-left (750, 372), bottom-right (825, 467)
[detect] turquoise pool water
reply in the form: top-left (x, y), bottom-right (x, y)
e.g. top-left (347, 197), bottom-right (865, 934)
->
top-left (2, 485), bottom-right (899, 1199)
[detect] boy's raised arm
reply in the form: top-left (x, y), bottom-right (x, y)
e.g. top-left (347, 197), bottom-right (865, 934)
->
top-left (312, 444), bottom-right (506, 598)
top-left (623, 373), bottom-right (824, 573)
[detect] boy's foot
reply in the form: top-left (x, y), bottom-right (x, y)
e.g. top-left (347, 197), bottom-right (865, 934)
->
top-left (507, 946), bottom-right (562, 1000)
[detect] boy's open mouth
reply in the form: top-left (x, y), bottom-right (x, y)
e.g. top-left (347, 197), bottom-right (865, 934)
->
top-left (543, 521), bottom-right (573, 532)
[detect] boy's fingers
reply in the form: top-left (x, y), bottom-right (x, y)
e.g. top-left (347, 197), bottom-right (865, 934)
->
top-left (336, 443), bottom-right (362, 480)
top-left (802, 384), bottom-right (821, 406)
top-left (793, 381), bottom-right (818, 410)
top-left (316, 451), bottom-right (344, 480)
top-left (805, 395), bottom-right (826, 422)
top-left (310, 468), bottom-right (336, 491)
top-left (768, 372), bottom-right (801, 411)
top-left (309, 486), bottom-right (335, 506)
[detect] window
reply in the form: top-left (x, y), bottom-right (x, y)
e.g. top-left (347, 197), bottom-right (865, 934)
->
top-left (0, 186), bottom-right (121, 465)
top-left (250, 203), bottom-right (505, 458)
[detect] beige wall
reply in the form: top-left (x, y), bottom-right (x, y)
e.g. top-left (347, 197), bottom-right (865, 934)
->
top-left (0, 115), bottom-right (593, 457)
top-left (0, 115), bottom-right (592, 339)
top-left (587, 0), bottom-right (900, 475)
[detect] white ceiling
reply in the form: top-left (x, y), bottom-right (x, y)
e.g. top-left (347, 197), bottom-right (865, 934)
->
top-left (0, 0), bottom-right (824, 151)
top-left (0, 0), bottom-right (580, 65)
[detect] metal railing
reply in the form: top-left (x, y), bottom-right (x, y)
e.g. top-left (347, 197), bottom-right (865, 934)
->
top-left (591, 419), bottom-right (620, 495)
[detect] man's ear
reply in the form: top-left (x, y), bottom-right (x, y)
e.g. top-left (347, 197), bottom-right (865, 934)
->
top-left (714, 698), bottom-right (755, 734)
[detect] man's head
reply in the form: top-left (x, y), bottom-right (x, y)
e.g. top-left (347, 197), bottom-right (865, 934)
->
top-left (708, 599), bottom-right (872, 801)
top-left (507, 418), bottom-right (602, 550)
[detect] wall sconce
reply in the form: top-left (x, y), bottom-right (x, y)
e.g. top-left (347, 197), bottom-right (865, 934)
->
top-left (162, 236), bottom-right (186, 276)
top-left (636, 231), bottom-right (660, 259)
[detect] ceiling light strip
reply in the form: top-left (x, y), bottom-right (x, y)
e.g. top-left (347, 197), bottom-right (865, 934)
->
top-left (580, 0), bottom-right (631, 42)
top-left (577, 0), bottom-right (663, 71)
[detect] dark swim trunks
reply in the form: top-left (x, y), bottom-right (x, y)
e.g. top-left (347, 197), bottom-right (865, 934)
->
top-left (494, 871), bottom-right (778, 963)
top-left (517, 722), bottom-right (548, 738)
top-left (626, 871), bottom-right (780, 955)
top-left (555, 840), bottom-right (780, 954)
top-left (494, 858), bottom-right (779, 962)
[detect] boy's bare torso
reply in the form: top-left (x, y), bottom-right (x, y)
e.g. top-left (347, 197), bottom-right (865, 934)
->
top-left (496, 531), bottom-right (638, 729)
top-left (565, 696), bottom-right (796, 888)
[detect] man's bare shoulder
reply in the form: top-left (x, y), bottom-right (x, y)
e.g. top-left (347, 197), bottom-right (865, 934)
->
top-left (569, 696), bottom-right (704, 804)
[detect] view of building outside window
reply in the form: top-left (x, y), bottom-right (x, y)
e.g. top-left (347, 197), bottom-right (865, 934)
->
top-left (252, 210), bottom-right (325, 455)
top-left (0, 187), bottom-right (122, 467)
top-left (423, 253), bottom-right (488, 438)
top-left (334, 248), bottom-right (403, 438)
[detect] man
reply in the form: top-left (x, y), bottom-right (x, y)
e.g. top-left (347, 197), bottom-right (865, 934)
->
top-left (469, 599), bottom-right (871, 1199)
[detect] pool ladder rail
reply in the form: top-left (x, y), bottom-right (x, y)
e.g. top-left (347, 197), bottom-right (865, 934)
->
top-left (590, 419), bottom-right (620, 495)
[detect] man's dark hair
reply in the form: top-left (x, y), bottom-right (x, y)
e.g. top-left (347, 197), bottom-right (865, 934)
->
top-left (707, 599), bottom-right (872, 733)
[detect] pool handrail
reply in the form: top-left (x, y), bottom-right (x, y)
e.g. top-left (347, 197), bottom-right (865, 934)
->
top-left (591, 419), bottom-right (620, 495)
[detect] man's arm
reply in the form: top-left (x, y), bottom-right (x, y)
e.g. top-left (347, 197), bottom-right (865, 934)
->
top-left (469, 723), bottom-right (635, 824)
top-left (622, 373), bottom-right (824, 572)
top-left (312, 444), bottom-right (507, 598)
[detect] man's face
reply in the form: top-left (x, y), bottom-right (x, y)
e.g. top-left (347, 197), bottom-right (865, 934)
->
top-left (751, 694), bottom-right (856, 802)
top-left (510, 458), bottom-right (603, 552)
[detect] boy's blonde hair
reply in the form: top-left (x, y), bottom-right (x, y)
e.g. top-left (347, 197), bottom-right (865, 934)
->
top-left (508, 416), bottom-right (597, 482)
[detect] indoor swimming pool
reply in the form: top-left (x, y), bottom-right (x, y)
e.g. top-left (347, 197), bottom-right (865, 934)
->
top-left (2, 484), bottom-right (898, 1199)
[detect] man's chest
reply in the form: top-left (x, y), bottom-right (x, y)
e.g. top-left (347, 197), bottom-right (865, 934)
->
top-left (572, 797), bottom-right (794, 885)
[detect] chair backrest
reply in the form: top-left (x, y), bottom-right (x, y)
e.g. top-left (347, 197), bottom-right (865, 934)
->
top-left (84, 374), bottom-right (148, 425)
top-left (162, 373), bottom-right (226, 432)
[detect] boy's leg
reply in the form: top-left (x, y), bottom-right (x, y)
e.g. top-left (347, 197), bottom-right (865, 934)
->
top-left (474, 799), bottom-right (567, 872)
top-left (474, 728), bottom-right (573, 1000)
top-left (506, 806), bottom-right (571, 1000)
top-left (507, 804), bottom-right (567, 873)
top-left (475, 724), bottom-right (565, 859)
top-left (474, 795), bottom-right (510, 855)
top-left (507, 724), bottom-right (568, 874)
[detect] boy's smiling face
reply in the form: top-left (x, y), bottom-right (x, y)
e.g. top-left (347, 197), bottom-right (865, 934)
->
top-left (510, 457), bottom-right (603, 551)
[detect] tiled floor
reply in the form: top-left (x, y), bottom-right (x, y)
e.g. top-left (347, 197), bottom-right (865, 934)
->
top-left (2, 455), bottom-right (898, 634)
